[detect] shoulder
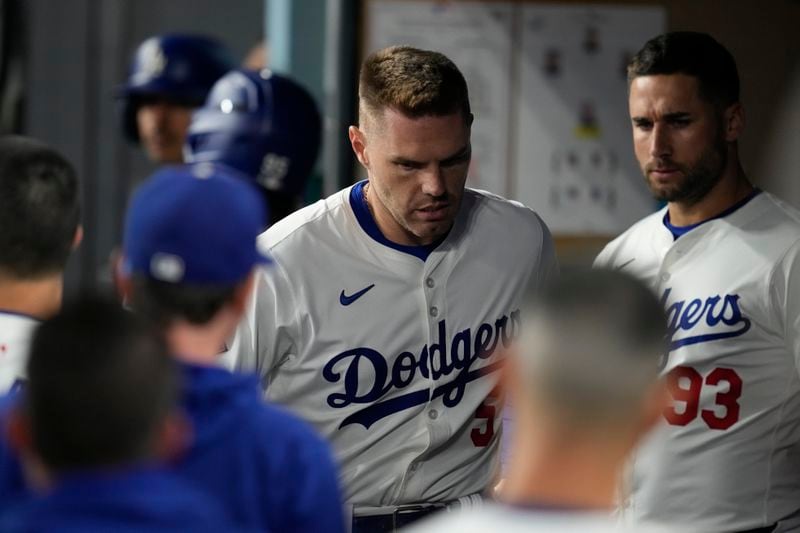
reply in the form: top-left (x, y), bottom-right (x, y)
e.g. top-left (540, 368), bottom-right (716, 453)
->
top-left (594, 208), bottom-right (666, 268)
top-left (461, 188), bottom-right (552, 246)
top-left (746, 192), bottom-right (800, 238)
top-left (259, 186), bottom-right (352, 252)
top-left (465, 188), bottom-right (547, 225)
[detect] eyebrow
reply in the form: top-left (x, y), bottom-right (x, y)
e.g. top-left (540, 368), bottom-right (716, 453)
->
top-left (390, 144), bottom-right (471, 167)
top-left (632, 112), bottom-right (692, 122)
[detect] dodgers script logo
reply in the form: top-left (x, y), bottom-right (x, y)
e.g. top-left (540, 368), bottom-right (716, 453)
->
top-left (322, 311), bottom-right (520, 429)
top-left (662, 288), bottom-right (751, 352)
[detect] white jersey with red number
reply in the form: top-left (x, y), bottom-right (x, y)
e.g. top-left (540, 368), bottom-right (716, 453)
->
top-left (225, 182), bottom-right (556, 509)
top-left (0, 311), bottom-right (38, 393)
top-left (594, 191), bottom-right (800, 532)
top-left (406, 504), bottom-right (678, 533)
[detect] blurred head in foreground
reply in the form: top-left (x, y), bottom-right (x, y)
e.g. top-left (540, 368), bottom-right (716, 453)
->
top-left (6, 295), bottom-right (180, 489)
top-left (504, 269), bottom-right (667, 508)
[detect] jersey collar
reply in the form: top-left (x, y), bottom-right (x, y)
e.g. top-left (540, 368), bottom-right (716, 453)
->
top-left (662, 188), bottom-right (762, 240)
top-left (348, 180), bottom-right (445, 261)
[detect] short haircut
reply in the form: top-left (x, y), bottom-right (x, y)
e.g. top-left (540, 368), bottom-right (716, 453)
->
top-left (627, 32), bottom-right (740, 109)
top-left (0, 136), bottom-right (81, 279)
top-left (520, 269), bottom-right (666, 428)
top-left (358, 45), bottom-right (471, 124)
top-left (24, 295), bottom-right (176, 473)
top-left (129, 276), bottom-right (238, 328)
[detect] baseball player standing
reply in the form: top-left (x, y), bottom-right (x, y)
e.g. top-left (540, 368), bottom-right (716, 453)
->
top-left (0, 136), bottom-right (81, 394)
top-left (408, 270), bottom-right (673, 533)
top-left (226, 45), bottom-right (557, 531)
top-left (117, 34), bottom-right (234, 164)
top-left (594, 32), bottom-right (800, 532)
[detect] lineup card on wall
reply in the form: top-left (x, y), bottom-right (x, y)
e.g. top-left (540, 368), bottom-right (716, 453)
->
top-left (513, 4), bottom-right (665, 234)
top-left (364, 1), bottom-right (514, 196)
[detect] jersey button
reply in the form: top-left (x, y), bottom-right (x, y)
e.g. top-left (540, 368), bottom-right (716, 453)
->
top-left (660, 272), bottom-right (670, 282)
top-left (428, 409), bottom-right (439, 420)
top-left (430, 306), bottom-right (439, 317)
top-left (426, 277), bottom-right (435, 288)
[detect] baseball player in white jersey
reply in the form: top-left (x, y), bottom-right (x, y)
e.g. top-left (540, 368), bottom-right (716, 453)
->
top-left (594, 32), bottom-right (800, 532)
top-left (226, 45), bottom-right (557, 531)
top-left (407, 270), bottom-right (676, 533)
top-left (0, 136), bottom-right (81, 393)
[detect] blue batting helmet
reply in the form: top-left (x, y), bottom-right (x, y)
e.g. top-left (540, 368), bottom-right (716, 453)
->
top-left (185, 69), bottom-right (322, 199)
top-left (118, 34), bottom-right (235, 142)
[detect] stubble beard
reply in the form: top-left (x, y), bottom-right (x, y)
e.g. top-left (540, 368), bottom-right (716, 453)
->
top-left (645, 134), bottom-right (728, 207)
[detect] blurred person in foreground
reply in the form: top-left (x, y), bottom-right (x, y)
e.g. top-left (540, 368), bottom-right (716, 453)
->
top-left (409, 270), bottom-right (673, 533)
top-left (117, 162), bottom-right (344, 533)
top-left (0, 296), bottom-right (239, 532)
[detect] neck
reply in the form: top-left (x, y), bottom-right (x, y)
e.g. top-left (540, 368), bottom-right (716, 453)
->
top-left (363, 181), bottom-right (433, 246)
top-left (165, 315), bottom-right (234, 366)
top-left (0, 274), bottom-right (64, 320)
top-left (503, 421), bottom-right (626, 510)
top-left (668, 160), bottom-right (753, 226)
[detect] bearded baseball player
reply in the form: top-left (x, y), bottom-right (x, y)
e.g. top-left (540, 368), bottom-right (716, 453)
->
top-left (594, 32), bottom-right (800, 532)
top-left (226, 45), bottom-right (557, 531)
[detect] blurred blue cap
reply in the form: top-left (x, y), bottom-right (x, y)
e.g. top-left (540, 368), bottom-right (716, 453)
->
top-left (123, 162), bottom-right (270, 284)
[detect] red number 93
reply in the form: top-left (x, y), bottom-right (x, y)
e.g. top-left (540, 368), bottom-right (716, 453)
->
top-left (664, 366), bottom-right (742, 430)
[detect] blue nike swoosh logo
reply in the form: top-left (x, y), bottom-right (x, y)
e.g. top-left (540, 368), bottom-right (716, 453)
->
top-left (340, 284), bottom-right (375, 306)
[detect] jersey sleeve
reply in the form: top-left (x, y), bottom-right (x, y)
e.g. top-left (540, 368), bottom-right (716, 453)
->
top-left (224, 260), bottom-right (301, 387)
top-left (525, 213), bottom-right (559, 293)
top-left (536, 216), bottom-right (559, 287)
top-left (593, 238), bottom-right (617, 269)
top-left (771, 238), bottom-right (800, 373)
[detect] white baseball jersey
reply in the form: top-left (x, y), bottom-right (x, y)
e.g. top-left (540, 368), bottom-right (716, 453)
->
top-left (0, 311), bottom-right (38, 393)
top-left (594, 191), bottom-right (800, 531)
top-left (226, 181), bottom-right (556, 509)
top-left (405, 504), bottom-right (678, 533)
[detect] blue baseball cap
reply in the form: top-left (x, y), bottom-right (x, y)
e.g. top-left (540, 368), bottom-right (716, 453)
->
top-left (123, 162), bottom-right (270, 284)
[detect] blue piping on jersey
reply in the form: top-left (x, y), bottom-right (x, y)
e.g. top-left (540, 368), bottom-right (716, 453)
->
top-left (663, 189), bottom-right (761, 240)
top-left (349, 180), bottom-right (444, 261)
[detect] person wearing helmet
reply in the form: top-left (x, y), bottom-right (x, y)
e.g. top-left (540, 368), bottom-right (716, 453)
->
top-left (186, 68), bottom-right (322, 223)
top-left (119, 34), bottom-right (235, 164)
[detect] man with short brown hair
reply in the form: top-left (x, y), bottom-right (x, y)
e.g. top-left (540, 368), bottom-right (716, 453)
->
top-left (226, 45), bottom-right (557, 531)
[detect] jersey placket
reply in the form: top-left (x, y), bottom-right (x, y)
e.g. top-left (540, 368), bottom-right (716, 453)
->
top-left (396, 253), bottom-right (452, 501)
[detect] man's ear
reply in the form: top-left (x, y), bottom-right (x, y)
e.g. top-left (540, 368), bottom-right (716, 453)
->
top-left (349, 125), bottom-right (370, 168)
top-left (723, 102), bottom-right (745, 142)
top-left (114, 252), bottom-right (133, 304)
top-left (154, 409), bottom-right (192, 464)
top-left (71, 225), bottom-right (84, 251)
top-left (230, 271), bottom-right (257, 316)
top-left (6, 406), bottom-right (53, 492)
top-left (5, 406), bottom-right (32, 456)
top-left (636, 379), bottom-right (670, 441)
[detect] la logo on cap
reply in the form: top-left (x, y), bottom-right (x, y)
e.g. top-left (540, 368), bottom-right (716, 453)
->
top-left (150, 253), bottom-right (185, 282)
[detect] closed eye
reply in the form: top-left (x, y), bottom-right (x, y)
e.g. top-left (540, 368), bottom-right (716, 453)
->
top-left (441, 149), bottom-right (472, 168)
top-left (632, 118), bottom-right (652, 131)
top-left (394, 160), bottom-right (422, 171)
